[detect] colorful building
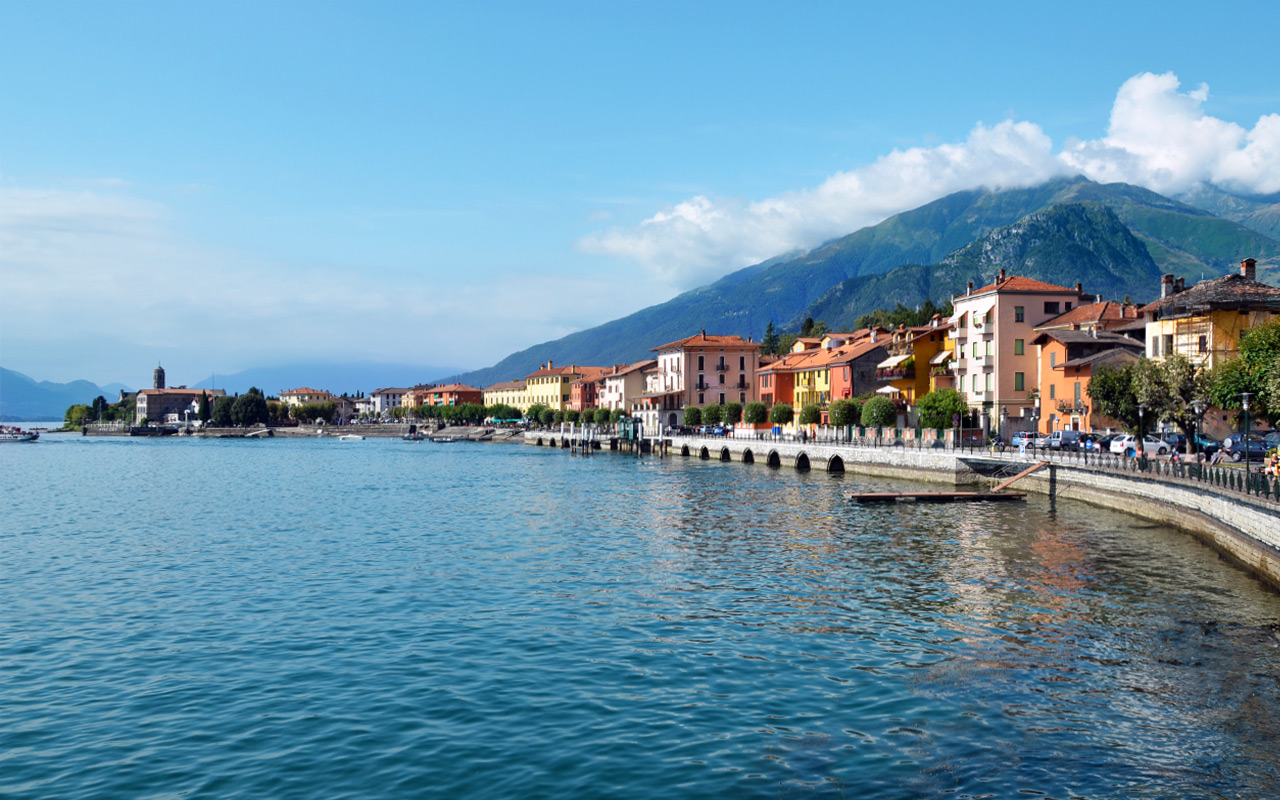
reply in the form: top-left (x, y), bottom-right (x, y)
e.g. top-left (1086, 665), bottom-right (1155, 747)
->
top-left (950, 270), bottom-right (1092, 434)
top-left (634, 331), bottom-right (763, 433)
top-left (483, 380), bottom-right (529, 413)
top-left (599, 360), bottom-right (655, 412)
top-left (1030, 328), bottom-right (1143, 433)
top-left (423, 383), bottom-right (483, 407)
top-left (1140, 259), bottom-right (1280, 367)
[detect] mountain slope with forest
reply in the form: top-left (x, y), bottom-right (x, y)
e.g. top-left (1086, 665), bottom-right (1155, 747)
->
top-left (450, 178), bottom-right (1280, 388)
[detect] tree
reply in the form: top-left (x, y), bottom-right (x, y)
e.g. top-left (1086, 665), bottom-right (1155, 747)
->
top-left (915, 388), bottom-right (968, 430)
top-left (211, 396), bottom-right (235, 427)
top-left (565, 409), bottom-right (580, 424)
top-left (723, 401), bottom-right (743, 426)
top-left (526, 404), bottom-right (548, 424)
top-left (744, 402), bottom-right (768, 425)
top-left (539, 408), bottom-right (555, 426)
top-left (769, 402), bottom-right (793, 425)
top-left (594, 407), bottom-right (611, 425)
top-left (91, 395), bottom-right (109, 421)
top-left (762, 320), bottom-right (780, 355)
top-left (861, 395), bottom-right (897, 428)
top-left (701, 404), bottom-right (722, 426)
top-left (64, 403), bottom-right (94, 426)
top-left (1134, 354), bottom-right (1208, 447)
top-left (829, 398), bottom-right (855, 428)
top-left (198, 392), bottom-right (211, 423)
top-left (1088, 362), bottom-right (1141, 432)
top-left (799, 403), bottom-right (822, 425)
top-left (231, 389), bottom-right (268, 426)
top-left (683, 405), bottom-right (702, 426)
top-left (1206, 318), bottom-right (1280, 425)
top-left (800, 317), bottom-right (815, 337)
top-left (610, 408), bottom-right (627, 424)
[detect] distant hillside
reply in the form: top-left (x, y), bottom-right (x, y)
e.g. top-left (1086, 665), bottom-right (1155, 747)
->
top-left (1178, 184), bottom-right (1280, 244)
top-left (0, 368), bottom-right (131, 421)
top-left (449, 177), bottom-right (1280, 389)
top-left (190, 362), bottom-right (464, 397)
top-left (795, 203), bottom-right (1163, 330)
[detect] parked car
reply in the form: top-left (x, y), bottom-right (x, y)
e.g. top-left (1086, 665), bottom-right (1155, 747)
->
top-left (1047, 429), bottom-right (1082, 450)
top-left (1109, 435), bottom-right (1171, 455)
top-left (1010, 431), bottom-right (1038, 449)
top-left (1034, 433), bottom-right (1052, 448)
top-left (1161, 432), bottom-right (1188, 452)
top-left (1192, 434), bottom-right (1220, 457)
top-left (1220, 433), bottom-right (1269, 462)
top-left (1263, 431), bottom-right (1280, 450)
top-left (1093, 434), bottom-right (1119, 452)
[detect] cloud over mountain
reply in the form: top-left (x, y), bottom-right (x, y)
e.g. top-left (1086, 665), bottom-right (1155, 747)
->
top-left (581, 72), bottom-right (1280, 289)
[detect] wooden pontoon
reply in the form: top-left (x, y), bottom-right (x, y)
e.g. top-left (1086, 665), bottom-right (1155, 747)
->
top-left (846, 461), bottom-right (1048, 504)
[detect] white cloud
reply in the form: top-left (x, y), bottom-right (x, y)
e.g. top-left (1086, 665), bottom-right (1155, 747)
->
top-left (583, 71), bottom-right (1280, 289)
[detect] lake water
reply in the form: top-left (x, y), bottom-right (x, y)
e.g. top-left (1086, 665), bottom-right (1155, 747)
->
top-left (3, 435), bottom-right (1280, 799)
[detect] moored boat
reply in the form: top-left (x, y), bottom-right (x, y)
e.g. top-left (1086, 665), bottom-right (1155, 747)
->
top-left (0, 426), bottom-right (39, 442)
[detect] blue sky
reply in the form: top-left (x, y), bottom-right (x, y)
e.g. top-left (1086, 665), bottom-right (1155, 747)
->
top-left (3, 1), bottom-right (1279, 389)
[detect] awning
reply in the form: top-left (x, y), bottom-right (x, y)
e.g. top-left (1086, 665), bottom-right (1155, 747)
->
top-left (875, 385), bottom-right (902, 395)
top-left (929, 350), bottom-right (954, 365)
top-left (967, 299), bottom-right (997, 327)
top-left (876, 354), bottom-right (911, 369)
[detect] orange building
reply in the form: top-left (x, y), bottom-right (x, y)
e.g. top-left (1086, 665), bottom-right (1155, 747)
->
top-left (423, 383), bottom-right (483, 406)
top-left (567, 367), bottom-right (609, 412)
top-left (1030, 329), bottom-right (1143, 433)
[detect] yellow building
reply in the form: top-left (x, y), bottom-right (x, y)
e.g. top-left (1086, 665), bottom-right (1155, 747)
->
top-left (1140, 260), bottom-right (1280, 367)
top-left (523, 361), bottom-right (600, 412)
top-left (875, 316), bottom-right (953, 408)
top-left (483, 380), bottom-right (529, 413)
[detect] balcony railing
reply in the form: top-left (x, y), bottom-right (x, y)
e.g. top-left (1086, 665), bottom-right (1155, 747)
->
top-left (1057, 400), bottom-right (1089, 415)
top-left (714, 362), bottom-right (729, 372)
top-left (876, 368), bottom-right (915, 380)
top-left (694, 381), bottom-right (710, 391)
top-left (736, 379), bottom-right (750, 389)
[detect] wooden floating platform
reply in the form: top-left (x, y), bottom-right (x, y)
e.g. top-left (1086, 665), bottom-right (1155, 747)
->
top-left (846, 491), bottom-right (1027, 503)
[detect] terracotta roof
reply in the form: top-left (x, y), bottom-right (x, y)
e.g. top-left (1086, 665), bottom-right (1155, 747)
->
top-left (525, 363), bottom-right (595, 379)
top-left (759, 338), bottom-right (884, 373)
top-left (372, 387), bottom-right (411, 394)
top-left (604, 359), bottom-right (657, 378)
top-left (1036, 301), bottom-right (1141, 328)
top-left (281, 387), bottom-right (331, 396)
top-left (961, 275), bottom-right (1082, 298)
top-left (138, 388), bottom-right (224, 397)
top-left (652, 331), bottom-right (763, 351)
top-left (431, 383), bottom-right (481, 393)
top-left (1139, 273), bottom-right (1280, 317)
top-left (484, 380), bottom-right (527, 392)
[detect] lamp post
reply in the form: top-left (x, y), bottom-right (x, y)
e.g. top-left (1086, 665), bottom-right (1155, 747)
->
top-left (1192, 401), bottom-right (1203, 459)
top-left (1242, 392), bottom-right (1253, 484)
top-left (1137, 403), bottom-right (1145, 456)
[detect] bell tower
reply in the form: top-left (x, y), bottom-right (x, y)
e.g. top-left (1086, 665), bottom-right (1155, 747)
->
top-left (153, 363), bottom-right (166, 390)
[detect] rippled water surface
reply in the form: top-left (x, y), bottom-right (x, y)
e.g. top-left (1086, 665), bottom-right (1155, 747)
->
top-left (3, 436), bottom-right (1280, 799)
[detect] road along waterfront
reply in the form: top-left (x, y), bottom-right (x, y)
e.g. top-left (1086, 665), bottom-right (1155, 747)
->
top-left (4, 436), bottom-right (1280, 799)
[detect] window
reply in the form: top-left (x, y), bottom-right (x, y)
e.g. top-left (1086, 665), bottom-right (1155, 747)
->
top-left (698, 355), bottom-right (704, 370)
top-left (719, 373), bottom-right (725, 384)
top-left (1074, 382), bottom-right (1081, 403)
top-left (972, 374), bottom-right (981, 393)
top-left (985, 340), bottom-right (993, 356)
top-left (957, 313), bottom-right (966, 329)
top-left (1049, 352), bottom-right (1056, 368)
top-left (1050, 384), bottom-right (1056, 399)
top-left (972, 342), bottom-right (980, 358)
top-left (739, 356), bottom-right (745, 370)
top-left (1045, 302), bottom-right (1060, 314)
top-left (1163, 334), bottom-right (1174, 355)
top-left (1015, 306), bottom-right (1025, 323)
top-left (986, 373), bottom-right (993, 391)
top-left (1198, 335), bottom-right (1207, 354)
top-left (719, 393), bottom-right (725, 404)
top-left (1065, 302), bottom-right (1072, 311)
top-left (740, 392), bottom-right (746, 403)
top-left (1014, 339), bottom-right (1024, 355)
top-left (698, 393), bottom-right (704, 404)
top-left (844, 366), bottom-right (850, 380)
top-left (1015, 372), bottom-right (1024, 391)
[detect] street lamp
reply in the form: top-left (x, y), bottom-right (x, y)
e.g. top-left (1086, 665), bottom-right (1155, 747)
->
top-left (1137, 403), bottom-right (1145, 455)
top-left (1192, 401), bottom-right (1203, 458)
top-left (1242, 392), bottom-right (1253, 484)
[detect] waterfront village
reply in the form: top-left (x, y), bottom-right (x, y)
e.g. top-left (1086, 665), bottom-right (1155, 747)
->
top-left (101, 260), bottom-right (1279, 461)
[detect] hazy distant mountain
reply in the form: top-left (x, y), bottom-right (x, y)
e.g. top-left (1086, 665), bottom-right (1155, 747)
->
top-left (1178, 184), bottom-right (1280, 243)
top-left (449, 177), bottom-right (1280, 389)
top-left (189, 362), bottom-right (464, 397)
top-left (0, 368), bottom-right (131, 421)
top-left (795, 203), bottom-right (1163, 330)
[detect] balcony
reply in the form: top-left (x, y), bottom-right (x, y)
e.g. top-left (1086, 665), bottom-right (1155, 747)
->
top-left (876, 368), bottom-right (915, 381)
top-left (714, 362), bottom-right (729, 372)
top-left (735, 379), bottom-right (750, 389)
top-left (694, 381), bottom-right (710, 391)
top-left (1057, 400), bottom-right (1089, 415)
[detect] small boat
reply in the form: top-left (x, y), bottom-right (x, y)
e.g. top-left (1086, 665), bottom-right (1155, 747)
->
top-left (339, 434), bottom-right (364, 441)
top-left (431, 436), bottom-right (457, 443)
top-left (0, 427), bottom-right (39, 442)
top-left (402, 432), bottom-right (424, 441)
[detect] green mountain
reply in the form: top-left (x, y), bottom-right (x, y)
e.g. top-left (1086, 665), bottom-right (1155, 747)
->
top-left (1177, 184), bottom-right (1280, 243)
top-left (451, 178), bottom-right (1280, 388)
top-left (794, 203), bottom-right (1162, 330)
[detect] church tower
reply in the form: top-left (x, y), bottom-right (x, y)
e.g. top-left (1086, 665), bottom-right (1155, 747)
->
top-left (153, 363), bottom-right (166, 390)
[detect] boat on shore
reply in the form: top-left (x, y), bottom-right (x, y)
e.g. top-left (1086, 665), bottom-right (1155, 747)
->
top-left (0, 427), bottom-right (40, 442)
